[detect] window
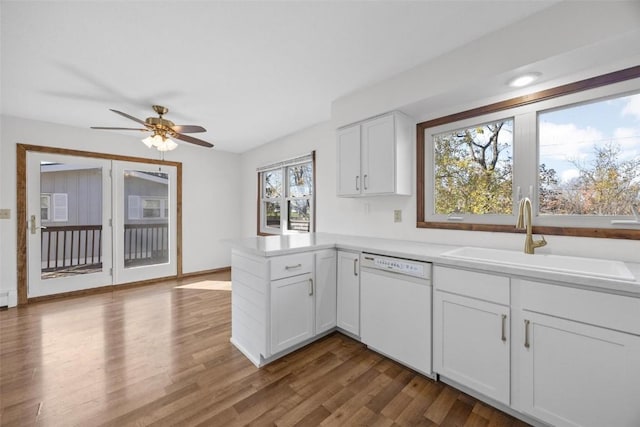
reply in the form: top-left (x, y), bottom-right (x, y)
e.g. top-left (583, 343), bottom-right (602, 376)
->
top-left (127, 195), bottom-right (168, 220)
top-left (40, 194), bottom-right (50, 221)
top-left (258, 153), bottom-right (314, 235)
top-left (41, 193), bottom-right (68, 222)
top-left (418, 67), bottom-right (640, 238)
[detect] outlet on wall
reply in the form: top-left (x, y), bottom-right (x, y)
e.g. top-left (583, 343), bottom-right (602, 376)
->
top-left (0, 209), bottom-right (10, 220)
top-left (394, 209), bottom-right (402, 223)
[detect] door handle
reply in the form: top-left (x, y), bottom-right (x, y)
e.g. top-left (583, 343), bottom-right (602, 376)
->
top-left (363, 174), bottom-right (368, 190)
top-left (30, 214), bottom-right (47, 234)
top-left (501, 314), bottom-right (507, 342)
top-left (308, 278), bottom-right (314, 296)
top-left (524, 319), bottom-right (531, 349)
top-left (355, 176), bottom-right (360, 191)
top-left (353, 258), bottom-right (358, 276)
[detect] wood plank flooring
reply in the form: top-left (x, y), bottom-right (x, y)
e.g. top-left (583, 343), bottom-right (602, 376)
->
top-left (0, 272), bottom-right (530, 426)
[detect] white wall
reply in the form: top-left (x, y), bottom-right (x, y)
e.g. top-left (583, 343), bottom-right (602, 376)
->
top-left (239, 1), bottom-right (640, 264)
top-left (0, 115), bottom-right (241, 307)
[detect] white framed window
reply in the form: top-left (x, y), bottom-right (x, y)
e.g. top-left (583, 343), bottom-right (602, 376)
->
top-left (40, 194), bottom-right (51, 221)
top-left (128, 195), bottom-right (168, 220)
top-left (258, 153), bottom-right (314, 235)
top-left (422, 76), bottom-right (640, 232)
top-left (43, 193), bottom-right (68, 222)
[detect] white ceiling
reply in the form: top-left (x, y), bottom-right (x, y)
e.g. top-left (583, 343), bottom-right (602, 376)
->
top-left (1, 1), bottom-right (557, 153)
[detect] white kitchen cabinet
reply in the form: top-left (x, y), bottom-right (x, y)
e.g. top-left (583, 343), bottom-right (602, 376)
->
top-left (337, 251), bottom-right (360, 336)
top-left (314, 249), bottom-right (337, 334)
top-left (270, 272), bottom-right (315, 354)
top-left (433, 290), bottom-right (510, 405)
top-left (336, 111), bottom-right (412, 197)
top-left (517, 311), bottom-right (640, 427)
top-left (337, 125), bottom-right (361, 196)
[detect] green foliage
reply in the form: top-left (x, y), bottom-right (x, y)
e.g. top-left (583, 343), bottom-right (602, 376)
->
top-left (540, 143), bottom-right (640, 216)
top-left (434, 120), bottom-right (513, 215)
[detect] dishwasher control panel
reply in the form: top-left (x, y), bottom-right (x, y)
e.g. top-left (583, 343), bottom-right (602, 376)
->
top-left (361, 253), bottom-right (431, 279)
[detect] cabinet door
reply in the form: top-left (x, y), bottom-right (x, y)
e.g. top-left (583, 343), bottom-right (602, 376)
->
top-left (337, 251), bottom-right (360, 336)
top-left (518, 311), bottom-right (640, 427)
top-left (315, 250), bottom-right (337, 334)
top-left (337, 125), bottom-right (361, 196)
top-left (270, 273), bottom-right (314, 354)
top-left (361, 114), bottom-right (395, 195)
top-left (433, 291), bottom-right (510, 405)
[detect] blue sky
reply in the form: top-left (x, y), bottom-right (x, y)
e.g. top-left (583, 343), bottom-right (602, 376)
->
top-left (539, 92), bottom-right (640, 182)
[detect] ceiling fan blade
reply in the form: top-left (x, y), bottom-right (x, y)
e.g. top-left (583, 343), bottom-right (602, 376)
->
top-left (109, 109), bottom-right (148, 126)
top-left (173, 132), bottom-right (214, 148)
top-left (171, 125), bottom-right (207, 133)
top-left (91, 127), bottom-right (149, 131)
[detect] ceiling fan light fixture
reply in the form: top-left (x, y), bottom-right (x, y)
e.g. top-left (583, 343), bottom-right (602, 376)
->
top-left (142, 134), bottom-right (178, 151)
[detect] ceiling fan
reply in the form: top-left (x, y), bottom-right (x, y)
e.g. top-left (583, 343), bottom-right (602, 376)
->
top-left (91, 105), bottom-right (214, 151)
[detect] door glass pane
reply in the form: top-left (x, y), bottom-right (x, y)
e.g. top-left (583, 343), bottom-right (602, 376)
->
top-left (40, 162), bottom-right (103, 279)
top-left (124, 170), bottom-right (170, 268)
top-left (288, 199), bottom-right (310, 232)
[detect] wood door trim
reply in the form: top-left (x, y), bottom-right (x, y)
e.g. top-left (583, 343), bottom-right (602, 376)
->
top-left (16, 144), bottom-right (183, 305)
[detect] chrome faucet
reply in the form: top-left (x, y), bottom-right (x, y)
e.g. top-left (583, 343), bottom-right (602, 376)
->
top-left (516, 197), bottom-right (547, 254)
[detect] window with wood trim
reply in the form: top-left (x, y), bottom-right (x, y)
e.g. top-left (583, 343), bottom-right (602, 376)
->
top-left (418, 67), bottom-right (640, 239)
top-left (258, 153), bottom-right (315, 235)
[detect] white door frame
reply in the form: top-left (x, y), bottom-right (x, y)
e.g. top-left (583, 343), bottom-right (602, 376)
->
top-left (26, 152), bottom-right (113, 298)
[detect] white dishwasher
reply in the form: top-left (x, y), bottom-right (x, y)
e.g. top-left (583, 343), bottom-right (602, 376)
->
top-left (360, 253), bottom-right (433, 377)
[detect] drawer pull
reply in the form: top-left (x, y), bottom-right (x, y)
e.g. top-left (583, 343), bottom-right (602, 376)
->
top-left (285, 264), bottom-right (302, 270)
top-left (308, 278), bottom-right (314, 296)
top-left (524, 319), bottom-right (531, 349)
top-left (501, 314), bottom-right (507, 342)
top-left (354, 258), bottom-right (358, 276)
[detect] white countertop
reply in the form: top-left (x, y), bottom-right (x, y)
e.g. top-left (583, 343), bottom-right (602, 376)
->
top-left (226, 232), bottom-right (640, 296)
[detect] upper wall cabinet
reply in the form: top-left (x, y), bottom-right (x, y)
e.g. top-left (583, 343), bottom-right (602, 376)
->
top-left (336, 111), bottom-right (413, 197)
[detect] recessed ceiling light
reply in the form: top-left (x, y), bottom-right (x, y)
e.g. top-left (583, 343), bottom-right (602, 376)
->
top-left (508, 72), bottom-right (541, 88)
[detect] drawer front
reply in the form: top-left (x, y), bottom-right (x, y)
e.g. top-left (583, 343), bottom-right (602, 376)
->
top-left (519, 279), bottom-right (640, 336)
top-left (270, 253), bottom-right (314, 280)
top-left (434, 266), bottom-right (510, 305)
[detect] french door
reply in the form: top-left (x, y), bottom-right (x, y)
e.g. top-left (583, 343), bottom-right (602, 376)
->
top-left (26, 153), bottom-right (177, 298)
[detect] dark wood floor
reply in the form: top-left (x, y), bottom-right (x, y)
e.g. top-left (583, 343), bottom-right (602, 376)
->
top-left (0, 272), bottom-right (529, 426)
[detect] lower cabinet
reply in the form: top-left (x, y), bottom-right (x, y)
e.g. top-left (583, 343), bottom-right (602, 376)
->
top-left (518, 311), bottom-right (640, 427)
top-left (270, 272), bottom-right (315, 354)
top-left (433, 290), bottom-right (510, 405)
top-left (337, 251), bottom-right (360, 336)
top-left (315, 249), bottom-right (337, 334)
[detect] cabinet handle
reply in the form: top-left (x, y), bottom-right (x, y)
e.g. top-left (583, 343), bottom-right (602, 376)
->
top-left (363, 174), bottom-right (368, 190)
top-left (353, 258), bottom-right (358, 276)
top-left (285, 264), bottom-right (302, 270)
top-left (355, 176), bottom-right (360, 191)
top-left (308, 278), bottom-right (314, 296)
top-left (524, 319), bottom-right (530, 349)
top-left (501, 314), bottom-right (507, 342)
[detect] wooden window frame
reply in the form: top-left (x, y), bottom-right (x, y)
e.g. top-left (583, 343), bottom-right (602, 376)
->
top-left (416, 65), bottom-right (640, 240)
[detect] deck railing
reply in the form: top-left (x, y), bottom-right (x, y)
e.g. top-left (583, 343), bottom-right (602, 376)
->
top-left (41, 223), bottom-right (169, 272)
top-left (41, 225), bottom-right (102, 272)
top-left (124, 223), bottom-right (169, 265)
